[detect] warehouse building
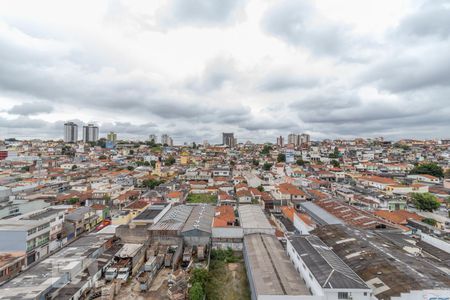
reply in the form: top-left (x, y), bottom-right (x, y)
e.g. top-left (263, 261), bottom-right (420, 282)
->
top-left (148, 205), bottom-right (193, 244)
top-left (243, 233), bottom-right (314, 300)
top-left (238, 205), bottom-right (275, 236)
top-left (286, 234), bottom-right (372, 300)
top-left (181, 204), bottom-right (215, 246)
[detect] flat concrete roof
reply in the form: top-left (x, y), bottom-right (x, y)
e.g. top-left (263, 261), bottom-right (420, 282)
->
top-left (0, 233), bottom-right (114, 300)
top-left (238, 205), bottom-right (273, 230)
top-left (244, 233), bottom-right (310, 297)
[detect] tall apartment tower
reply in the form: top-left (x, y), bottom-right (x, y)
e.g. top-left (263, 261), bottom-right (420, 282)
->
top-left (149, 134), bottom-right (157, 143)
top-left (300, 133), bottom-right (310, 145)
top-left (161, 134), bottom-right (173, 146)
top-left (288, 133), bottom-right (300, 146)
top-left (107, 132), bottom-right (117, 142)
top-left (64, 122), bottom-right (78, 143)
top-left (82, 123), bottom-right (99, 143)
top-left (277, 136), bottom-right (284, 147)
top-left (222, 133), bottom-right (235, 148)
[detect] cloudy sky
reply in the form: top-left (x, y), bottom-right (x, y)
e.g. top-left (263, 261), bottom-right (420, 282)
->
top-left (0, 0), bottom-right (449, 143)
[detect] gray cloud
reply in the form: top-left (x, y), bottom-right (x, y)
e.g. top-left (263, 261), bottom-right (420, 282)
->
top-left (8, 102), bottom-right (53, 116)
top-left (261, 0), bottom-right (372, 61)
top-left (159, 0), bottom-right (246, 27)
top-left (258, 73), bottom-right (318, 92)
top-left (185, 56), bottom-right (238, 92)
top-left (395, 1), bottom-right (450, 39)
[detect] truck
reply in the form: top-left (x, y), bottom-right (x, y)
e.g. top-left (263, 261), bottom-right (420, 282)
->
top-left (105, 258), bottom-right (131, 281)
top-left (182, 246), bottom-right (192, 263)
top-left (197, 246), bottom-right (205, 261)
top-left (136, 271), bottom-right (151, 292)
top-left (165, 252), bottom-right (174, 268)
top-left (144, 255), bottom-right (163, 273)
top-left (104, 268), bottom-right (118, 281)
top-left (117, 267), bottom-right (130, 281)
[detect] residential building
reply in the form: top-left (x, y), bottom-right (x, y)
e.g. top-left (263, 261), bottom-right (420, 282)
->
top-left (82, 123), bottom-right (99, 143)
top-left (106, 131), bottom-right (117, 142)
top-left (222, 132), bottom-right (236, 148)
top-left (64, 122), bottom-right (78, 143)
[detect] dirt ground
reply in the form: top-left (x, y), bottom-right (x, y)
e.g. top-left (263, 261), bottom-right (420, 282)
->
top-left (206, 259), bottom-right (251, 300)
top-left (112, 268), bottom-right (171, 300)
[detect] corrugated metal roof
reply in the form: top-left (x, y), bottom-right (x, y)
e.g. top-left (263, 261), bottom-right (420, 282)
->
top-left (181, 204), bottom-right (214, 233)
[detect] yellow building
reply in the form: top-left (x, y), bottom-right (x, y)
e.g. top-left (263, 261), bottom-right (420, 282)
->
top-left (180, 152), bottom-right (190, 165)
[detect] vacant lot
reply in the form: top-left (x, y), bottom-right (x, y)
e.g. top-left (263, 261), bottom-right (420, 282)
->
top-left (186, 193), bottom-right (217, 204)
top-left (205, 251), bottom-right (251, 300)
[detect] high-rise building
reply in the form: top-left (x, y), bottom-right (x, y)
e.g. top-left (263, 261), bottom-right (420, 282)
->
top-left (82, 123), bottom-right (99, 143)
top-left (300, 133), bottom-right (310, 145)
top-left (107, 132), bottom-right (117, 142)
top-left (64, 122), bottom-right (78, 143)
top-left (222, 133), bottom-right (236, 148)
top-left (149, 134), bottom-right (157, 143)
top-left (288, 133), bottom-right (300, 146)
top-left (161, 134), bottom-right (173, 146)
top-left (277, 136), bottom-right (284, 147)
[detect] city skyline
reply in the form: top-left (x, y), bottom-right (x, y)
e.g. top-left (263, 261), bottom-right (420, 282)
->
top-left (0, 0), bottom-right (450, 142)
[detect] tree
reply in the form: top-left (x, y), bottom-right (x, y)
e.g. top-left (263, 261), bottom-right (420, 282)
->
top-left (410, 162), bottom-right (444, 178)
top-left (150, 161), bottom-right (156, 168)
top-left (192, 142), bottom-right (197, 149)
top-left (261, 144), bottom-right (272, 155)
top-left (257, 185), bottom-right (264, 192)
top-left (411, 193), bottom-right (441, 212)
top-left (190, 268), bottom-right (209, 287)
top-left (329, 147), bottom-right (340, 158)
top-left (422, 218), bottom-right (437, 226)
top-left (277, 153), bottom-right (286, 163)
top-left (189, 282), bottom-right (204, 300)
top-left (21, 166), bottom-right (30, 172)
top-left (143, 179), bottom-right (162, 189)
top-left (67, 197), bottom-right (79, 205)
top-left (331, 160), bottom-right (340, 168)
top-left (296, 159), bottom-right (306, 166)
top-left (71, 164), bottom-right (77, 170)
top-left (165, 156), bottom-right (176, 166)
top-left (262, 162), bottom-right (273, 171)
top-left (252, 159), bottom-right (259, 166)
top-left (127, 166), bottom-right (134, 171)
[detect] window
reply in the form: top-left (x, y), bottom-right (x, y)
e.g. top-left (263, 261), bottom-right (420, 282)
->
top-left (338, 292), bottom-right (349, 299)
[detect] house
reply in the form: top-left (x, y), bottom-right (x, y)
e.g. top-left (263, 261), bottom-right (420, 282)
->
top-left (407, 174), bottom-right (441, 184)
top-left (272, 183), bottom-right (306, 207)
top-left (165, 191), bottom-right (185, 203)
top-left (236, 189), bottom-right (252, 204)
top-left (211, 206), bottom-right (243, 250)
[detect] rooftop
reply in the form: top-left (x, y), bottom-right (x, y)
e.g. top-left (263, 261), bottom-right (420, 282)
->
top-left (244, 234), bottom-right (310, 296)
top-left (238, 205), bottom-right (273, 231)
top-left (288, 234), bottom-right (369, 290)
top-left (313, 224), bottom-right (450, 299)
